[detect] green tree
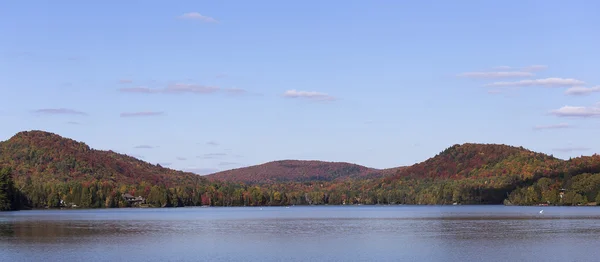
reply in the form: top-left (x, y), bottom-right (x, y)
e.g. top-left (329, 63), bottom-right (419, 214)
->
top-left (0, 167), bottom-right (17, 211)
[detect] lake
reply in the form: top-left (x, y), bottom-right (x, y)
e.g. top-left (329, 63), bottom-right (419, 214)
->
top-left (1, 205), bottom-right (600, 261)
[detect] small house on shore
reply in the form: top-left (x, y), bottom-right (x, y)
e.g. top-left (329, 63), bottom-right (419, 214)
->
top-left (559, 188), bottom-right (567, 199)
top-left (122, 193), bottom-right (146, 205)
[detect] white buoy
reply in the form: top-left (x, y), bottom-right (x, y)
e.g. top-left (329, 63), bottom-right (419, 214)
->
top-left (539, 210), bottom-right (544, 214)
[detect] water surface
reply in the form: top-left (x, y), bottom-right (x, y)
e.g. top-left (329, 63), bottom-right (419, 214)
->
top-left (1, 206), bottom-right (599, 261)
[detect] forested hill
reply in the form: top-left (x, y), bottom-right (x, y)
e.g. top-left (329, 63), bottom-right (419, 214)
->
top-left (0, 130), bottom-right (209, 209)
top-left (0, 130), bottom-right (206, 186)
top-left (2, 130), bottom-right (600, 210)
top-left (391, 143), bottom-right (563, 180)
top-left (374, 143), bottom-right (600, 205)
top-left (205, 160), bottom-right (399, 184)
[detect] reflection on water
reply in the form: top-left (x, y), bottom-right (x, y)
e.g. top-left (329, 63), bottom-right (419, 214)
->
top-left (1, 206), bottom-right (600, 261)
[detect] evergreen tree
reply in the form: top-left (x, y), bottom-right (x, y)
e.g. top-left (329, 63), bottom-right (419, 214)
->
top-left (0, 167), bottom-right (16, 211)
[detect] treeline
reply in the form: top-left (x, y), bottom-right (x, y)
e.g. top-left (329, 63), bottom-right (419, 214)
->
top-left (506, 173), bottom-right (600, 206)
top-left (3, 131), bottom-right (600, 210)
top-left (0, 167), bottom-right (26, 211)
top-left (4, 155), bottom-right (600, 209)
top-left (7, 170), bottom-right (600, 210)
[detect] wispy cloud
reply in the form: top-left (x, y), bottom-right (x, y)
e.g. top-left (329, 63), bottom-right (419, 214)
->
top-left (219, 162), bottom-right (241, 167)
top-left (120, 111), bottom-right (164, 118)
top-left (565, 86), bottom-right (600, 96)
top-left (283, 90), bottom-right (335, 101)
top-left (134, 145), bottom-right (155, 149)
top-left (458, 71), bottom-right (534, 78)
top-left (206, 141), bottom-right (219, 146)
top-left (552, 147), bottom-right (591, 153)
top-left (485, 78), bottom-right (585, 87)
top-left (550, 103), bottom-right (600, 118)
top-left (223, 87), bottom-right (247, 94)
top-left (119, 79), bottom-right (133, 84)
top-left (493, 66), bottom-right (512, 70)
top-left (185, 167), bottom-right (219, 175)
top-left (119, 84), bottom-right (219, 94)
top-left (179, 12), bottom-right (218, 23)
top-left (176, 157), bottom-right (187, 161)
top-left (33, 108), bottom-right (87, 116)
top-left (533, 123), bottom-right (571, 130)
top-left (166, 84), bottom-right (219, 94)
top-left (199, 153), bottom-right (227, 159)
top-left (119, 87), bottom-right (155, 94)
top-left (158, 162), bottom-right (172, 167)
top-left (66, 121), bottom-right (81, 125)
top-left (460, 65), bottom-right (547, 78)
top-left (522, 65), bottom-right (548, 72)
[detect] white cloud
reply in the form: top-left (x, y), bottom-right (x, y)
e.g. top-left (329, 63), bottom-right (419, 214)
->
top-left (120, 111), bottom-right (164, 118)
top-left (33, 108), bottom-right (87, 115)
top-left (462, 65), bottom-right (546, 78)
top-left (565, 86), bottom-right (600, 96)
top-left (206, 141), bottom-right (219, 146)
top-left (283, 90), bottom-right (335, 101)
top-left (165, 83), bottom-right (219, 94)
top-left (223, 87), bottom-right (247, 94)
top-left (458, 71), bottom-right (534, 78)
top-left (179, 12), bottom-right (218, 23)
top-left (119, 87), bottom-right (155, 94)
top-left (134, 145), bottom-right (155, 149)
top-left (486, 78), bottom-right (585, 87)
top-left (533, 123), bottom-right (571, 130)
top-left (219, 161), bottom-right (241, 167)
top-left (550, 103), bottom-right (600, 117)
top-left (199, 153), bottom-right (227, 159)
top-left (119, 84), bottom-right (219, 94)
top-left (522, 65), bottom-right (548, 72)
top-left (119, 79), bottom-right (133, 84)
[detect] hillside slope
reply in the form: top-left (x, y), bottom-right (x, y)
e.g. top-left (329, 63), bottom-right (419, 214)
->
top-left (206, 160), bottom-right (398, 184)
top-left (2, 130), bottom-right (599, 209)
top-left (371, 143), bottom-right (600, 205)
top-left (0, 130), bottom-right (208, 208)
top-left (0, 130), bottom-right (206, 186)
top-left (391, 143), bottom-right (563, 180)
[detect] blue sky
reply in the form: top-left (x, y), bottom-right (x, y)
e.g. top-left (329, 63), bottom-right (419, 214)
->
top-left (1, 1), bottom-right (599, 174)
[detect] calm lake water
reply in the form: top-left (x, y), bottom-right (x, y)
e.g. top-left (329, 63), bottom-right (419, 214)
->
top-left (1, 205), bottom-right (600, 261)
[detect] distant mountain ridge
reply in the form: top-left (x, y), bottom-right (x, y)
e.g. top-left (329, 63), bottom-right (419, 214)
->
top-left (206, 143), bottom-right (561, 184)
top-left (206, 160), bottom-right (402, 184)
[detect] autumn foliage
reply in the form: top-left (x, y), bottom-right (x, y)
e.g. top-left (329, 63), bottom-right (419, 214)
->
top-left (206, 160), bottom-right (399, 184)
top-left (0, 131), bottom-right (207, 187)
top-left (1, 130), bottom-right (600, 210)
